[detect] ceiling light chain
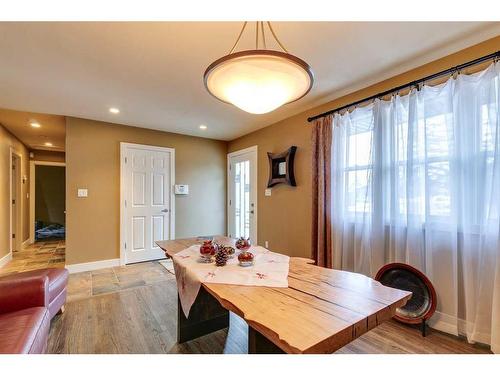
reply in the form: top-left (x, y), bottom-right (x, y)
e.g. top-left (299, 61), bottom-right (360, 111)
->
top-left (228, 21), bottom-right (289, 55)
top-left (228, 21), bottom-right (248, 54)
top-left (255, 21), bottom-right (259, 49)
top-left (261, 21), bottom-right (267, 49)
top-left (266, 22), bottom-right (288, 53)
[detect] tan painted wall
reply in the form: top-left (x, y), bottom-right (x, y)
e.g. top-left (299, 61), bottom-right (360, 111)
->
top-left (228, 35), bottom-right (500, 259)
top-left (65, 117), bottom-right (227, 265)
top-left (0, 124), bottom-right (30, 258)
top-left (229, 121), bottom-right (312, 258)
top-left (31, 150), bottom-right (66, 163)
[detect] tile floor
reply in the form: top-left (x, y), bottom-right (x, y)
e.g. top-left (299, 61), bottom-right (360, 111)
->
top-left (67, 260), bottom-right (176, 303)
top-left (0, 239), bottom-right (65, 277)
top-left (0, 240), bottom-right (176, 304)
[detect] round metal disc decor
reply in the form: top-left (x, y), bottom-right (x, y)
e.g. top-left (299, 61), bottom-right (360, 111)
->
top-left (375, 263), bottom-right (436, 325)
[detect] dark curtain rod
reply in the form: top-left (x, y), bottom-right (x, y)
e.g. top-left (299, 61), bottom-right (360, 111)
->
top-left (307, 50), bottom-right (500, 123)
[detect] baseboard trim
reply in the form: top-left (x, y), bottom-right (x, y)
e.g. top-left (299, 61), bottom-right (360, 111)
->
top-left (0, 252), bottom-right (13, 268)
top-left (22, 239), bottom-right (31, 248)
top-left (428, 310), bottom-right (492, 346)
top-left (428, 311), bottom-right (459, 336)
top-left (65, 258), bottom-right (120, 274)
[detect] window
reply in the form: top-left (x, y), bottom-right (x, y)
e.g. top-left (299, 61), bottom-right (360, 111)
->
top-left (338, 88), bottom-right (499, 225)
top-left (330, 64), bottom-right (500, 349)
top-left (344, 111), bottom-right (373, 214)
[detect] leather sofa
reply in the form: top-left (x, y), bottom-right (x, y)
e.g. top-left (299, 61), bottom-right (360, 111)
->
top-left (0, 268), bottom-right (69, 354)
top-left (0, 275), bottom-right (50, 353)
top-left (2, 268), bottom-right (69, 319)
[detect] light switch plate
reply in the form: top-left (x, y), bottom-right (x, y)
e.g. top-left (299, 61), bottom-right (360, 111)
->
top-left (77, 188), bottom-right (88, 198)
top-left (265, 188), bottom-right (272, 196)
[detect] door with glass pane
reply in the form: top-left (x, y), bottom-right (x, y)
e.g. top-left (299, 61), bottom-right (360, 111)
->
top-left (227, 146), bottom-right (257, 243)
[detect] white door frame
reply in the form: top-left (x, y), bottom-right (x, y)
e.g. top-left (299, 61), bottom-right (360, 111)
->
top-left (227, 145), bottom-right (258, 243)
top-left (29, 160), bottom-right (66, 244)
top-left (120, 142), bottom-right (175, 265)
top-left (9, 148), bottom-right (23, 253)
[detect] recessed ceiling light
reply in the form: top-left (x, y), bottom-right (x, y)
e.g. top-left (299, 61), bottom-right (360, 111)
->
top-left (30, 121), bottom-right (41, 128)
top-left (44, 142), bottom-right (53, 147)
top-left (199, 125), bottom-right (207, 130)
top-left (109, 107), bottom-right (120, 114)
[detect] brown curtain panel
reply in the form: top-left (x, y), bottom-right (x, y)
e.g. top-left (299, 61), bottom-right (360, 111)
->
top-left (311, 115), bottom-right (333, 268)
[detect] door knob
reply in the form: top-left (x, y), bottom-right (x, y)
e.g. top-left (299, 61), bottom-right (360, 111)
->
top-left (161, 209), bottom-right (169, 213)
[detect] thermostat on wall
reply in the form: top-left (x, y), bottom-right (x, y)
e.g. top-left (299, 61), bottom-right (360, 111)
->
top-left (175, 184), bottom-right (189, 195)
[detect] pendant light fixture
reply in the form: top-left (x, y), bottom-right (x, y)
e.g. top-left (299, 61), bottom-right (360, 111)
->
top-left (204, 22), bottom-right (314, 114)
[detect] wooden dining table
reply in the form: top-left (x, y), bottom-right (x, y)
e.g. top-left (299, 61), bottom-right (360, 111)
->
top-left (156, 236), bottom-right (412, 354)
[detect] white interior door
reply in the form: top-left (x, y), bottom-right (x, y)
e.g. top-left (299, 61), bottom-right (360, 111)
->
top-left (227, 146), bottom-right (257, 243)
top-left (121, 143), bottom-right (175, 264)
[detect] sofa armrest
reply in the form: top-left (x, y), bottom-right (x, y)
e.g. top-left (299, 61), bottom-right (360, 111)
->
top-left (0, 275), bottom-right (49, 314)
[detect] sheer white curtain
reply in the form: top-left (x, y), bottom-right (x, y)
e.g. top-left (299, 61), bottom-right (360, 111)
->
top-left (331, 62), bottom-right (500, 352)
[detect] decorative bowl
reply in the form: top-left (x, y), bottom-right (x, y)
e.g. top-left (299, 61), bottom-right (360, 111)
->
top-left (238, 250), bottom-right (254, 267)
top-left (235, 237), bottom-right (251, 251)
top-left (200, 240), bottom-right (216, 262)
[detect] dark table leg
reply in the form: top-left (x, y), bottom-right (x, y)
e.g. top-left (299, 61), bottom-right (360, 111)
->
top-left (177, 287), bottom-right (229, 343)
top-left (248, 326), bottom-right (285, 354)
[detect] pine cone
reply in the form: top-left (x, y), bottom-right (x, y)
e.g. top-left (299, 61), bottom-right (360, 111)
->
top-left (215, 248), bottom-right (228, 266)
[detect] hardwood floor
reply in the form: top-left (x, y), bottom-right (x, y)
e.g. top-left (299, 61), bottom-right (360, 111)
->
top-left (47, 260), bottom-right (492, 354)
top-left (0, 239), bottom-right (65, 277)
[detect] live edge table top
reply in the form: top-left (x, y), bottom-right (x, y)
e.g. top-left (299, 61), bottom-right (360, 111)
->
top-left (156, 237), bottom-right (412, 354)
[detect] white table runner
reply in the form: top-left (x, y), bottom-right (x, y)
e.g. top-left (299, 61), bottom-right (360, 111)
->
top-left (172, 245), bottom-right (289, 317)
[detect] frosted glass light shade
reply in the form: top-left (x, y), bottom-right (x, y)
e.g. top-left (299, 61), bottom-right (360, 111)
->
top-left (204, 50), bottom-right (313, 114)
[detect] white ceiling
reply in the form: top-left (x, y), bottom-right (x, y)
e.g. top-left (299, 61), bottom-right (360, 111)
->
top-left (0, 22), bottom-right (499, 141)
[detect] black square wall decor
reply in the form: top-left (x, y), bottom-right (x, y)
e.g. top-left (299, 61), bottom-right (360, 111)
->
top-left (267, 146), bottom-right (297, 188)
